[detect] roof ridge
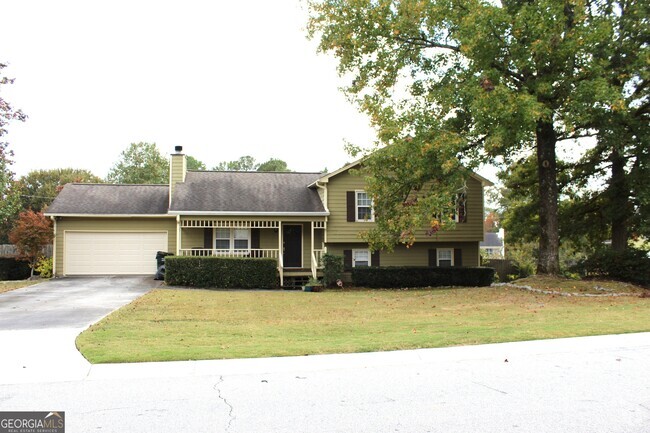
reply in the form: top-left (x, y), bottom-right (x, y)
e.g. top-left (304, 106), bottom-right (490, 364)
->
top-left (69, 183), bottom-right (169, 186)
top-left (187, 171), bottom-right (323, 174)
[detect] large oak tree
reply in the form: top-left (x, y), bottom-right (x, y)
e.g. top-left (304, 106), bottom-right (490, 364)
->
top-left (308, 0), bottom-right (648, 274)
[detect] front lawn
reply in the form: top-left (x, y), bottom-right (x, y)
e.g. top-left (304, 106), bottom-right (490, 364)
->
top-left (77, 280), bottom-right (650, 364)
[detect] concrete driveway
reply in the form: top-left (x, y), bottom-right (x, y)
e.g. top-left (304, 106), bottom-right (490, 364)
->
top-left (0, 276), bottom-right (159, 383)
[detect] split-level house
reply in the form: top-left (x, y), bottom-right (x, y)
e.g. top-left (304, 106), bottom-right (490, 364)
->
top-left (45, 147), bottom-right (492, 285)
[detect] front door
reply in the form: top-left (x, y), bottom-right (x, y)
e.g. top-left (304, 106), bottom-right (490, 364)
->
top-left (283, 224), bottom-right (302, 268)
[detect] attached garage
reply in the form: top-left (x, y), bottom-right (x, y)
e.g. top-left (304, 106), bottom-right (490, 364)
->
top-left (64, 231), bottom-right (168, 275)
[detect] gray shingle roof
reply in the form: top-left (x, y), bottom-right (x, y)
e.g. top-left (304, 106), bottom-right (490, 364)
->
top-left (480, 232), bottom-right (504, 248)
top-left (45, 184), bottom-right (170, 215)
top-left (169, 171), bottom-right (326, 214)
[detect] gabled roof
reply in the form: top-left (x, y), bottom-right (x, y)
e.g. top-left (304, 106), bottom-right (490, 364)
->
top-left (169, 171), bottom-right (328, 215)
top-left (45, 184), bottom-right (170, 216)
top-left (309, 158), bottom-right (495, 187)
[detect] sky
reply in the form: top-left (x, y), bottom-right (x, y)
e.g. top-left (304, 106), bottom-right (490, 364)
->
top-left (1, 0), bottom-right (379, 178)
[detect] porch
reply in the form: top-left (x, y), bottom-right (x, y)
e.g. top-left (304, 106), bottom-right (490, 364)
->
top-left (175, 217), bottom-right (327, 285)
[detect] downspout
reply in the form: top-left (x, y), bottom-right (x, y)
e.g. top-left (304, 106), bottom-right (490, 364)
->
top-left (50, 216), bottom-right (57, 277)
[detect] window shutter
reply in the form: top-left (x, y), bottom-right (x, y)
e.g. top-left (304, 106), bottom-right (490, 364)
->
top-left (203, 228), bottom-right (213, 248)
top-left (454, 248), bottom-right (463, 267)
top-left (251, 228), bottom-right (260, 249)
top-left (371, 250), bottom-right (380, 267)
top-left (428, 249), bottom-right (437, 267)
top-left (343, 249), bottom-right (352, 271)
top-left (346, 191), bottom-right (356, 222)
top-left (458, 193), bottom-right (467, 223)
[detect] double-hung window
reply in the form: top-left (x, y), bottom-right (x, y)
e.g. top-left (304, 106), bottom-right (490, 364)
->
top-left (437, 248), bottom-right (453, 267)
top-left (356, 191), bottom-right (374, 222)
top-left (214, 228), bottom-right (250, 253)
top-left (352, 250), bottom-right (370, 267)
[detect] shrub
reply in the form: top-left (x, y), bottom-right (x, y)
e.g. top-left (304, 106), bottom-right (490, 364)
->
top-left (0, 258), bottom-right (31, 280)
top-left (352, 266), bottom-right (495, 288)
top-left (35, 256), bottom-right (53, 278)
top-left (573, 248), bottom-right (650, 287)
top-left (321, 253), bottom-right (343, 287)
top-left (165, 256), bottom-right (278, 289)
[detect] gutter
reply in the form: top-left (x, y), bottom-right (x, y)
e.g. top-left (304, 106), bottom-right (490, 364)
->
top-left (167, 211), bottom-right (330, 217)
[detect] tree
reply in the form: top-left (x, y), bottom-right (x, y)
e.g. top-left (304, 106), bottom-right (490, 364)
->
top-left (257, 158), bottom-right (291, 172)
top-left (8, 210), bottom-right (53, 278)
top-left (106, 142), bottom-right (169, 184)
top-left (17, 168), bottom-right (102, 212)
top-left (186, 155), bottom-right (206, 171)
top-left (0, 62), bottom-right (27, 242)
top-left (211, 156), bottom-right (291, 172)
top-left (308, 0), bottom-right (647, 274)
top-left (212, 155), bottom-right (258, 171)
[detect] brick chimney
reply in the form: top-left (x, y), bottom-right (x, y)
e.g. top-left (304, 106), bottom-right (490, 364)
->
top-left (169, 146), bottom-right (186, 205)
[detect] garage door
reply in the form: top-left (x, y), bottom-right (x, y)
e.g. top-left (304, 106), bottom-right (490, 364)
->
top-left (64, 232), bottom-right (168, 275)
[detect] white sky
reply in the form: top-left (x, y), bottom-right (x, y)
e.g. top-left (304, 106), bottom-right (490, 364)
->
top-left (1, 0), bottom-right (379, 177)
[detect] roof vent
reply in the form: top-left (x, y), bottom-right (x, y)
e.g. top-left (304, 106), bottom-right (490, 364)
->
top-left (174, 145), bottom-right (183, 153)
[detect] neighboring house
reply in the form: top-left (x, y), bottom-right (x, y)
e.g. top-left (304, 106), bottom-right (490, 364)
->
top-left (480, 228), bottom-right (505, 258)
top-left (45, 147), bottom-right (493, 285)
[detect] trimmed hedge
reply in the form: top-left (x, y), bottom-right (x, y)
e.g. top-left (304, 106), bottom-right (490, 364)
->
top-left (352, 266), bottom-right (495, 288)
top-left (165, 256), bottom-right (278, 289)
top-left (0, 258), bottom-right (31, 281)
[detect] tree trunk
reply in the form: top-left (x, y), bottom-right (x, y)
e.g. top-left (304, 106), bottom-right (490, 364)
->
top-left (536, 120), bottom-right (560, 275)
top-left (609, 149), bottom-right (628, 252)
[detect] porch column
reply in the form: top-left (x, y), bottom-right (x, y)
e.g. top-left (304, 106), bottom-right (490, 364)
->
top-left (277, 221), bottom-right (283, 285)
top-left (311, 221), bottom-right (316, 278)
top-left (175, 215), bottom-right (181, 255)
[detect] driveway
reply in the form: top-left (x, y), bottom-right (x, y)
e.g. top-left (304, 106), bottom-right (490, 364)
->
top-left (0, 276), bottom-right (159, 383)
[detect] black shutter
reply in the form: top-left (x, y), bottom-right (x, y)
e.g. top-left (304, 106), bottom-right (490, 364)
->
top-left (203, 228), bottom-right (213, 248)
top-left (371, 250), bottom-right (380, 267)
top-left (454, 248), bottom-right (463, 267)
top-left (346, 191), bottom-right (356, 222)
top-left (343, 249), bottom-right (353, 271)
top-left (251, 228), bottom-right (260, 249)
top-left (428, 248), bottom-right (437, 267)
top-left (458, 193), bottom-right (467, 223)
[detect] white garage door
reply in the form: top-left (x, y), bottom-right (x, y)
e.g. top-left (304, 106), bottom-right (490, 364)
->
top-left (65, 232), bottom-right (168, 275)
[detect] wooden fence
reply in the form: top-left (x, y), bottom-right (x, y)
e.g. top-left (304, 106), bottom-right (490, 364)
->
top-left (0, 244), bottom-right (53, 258)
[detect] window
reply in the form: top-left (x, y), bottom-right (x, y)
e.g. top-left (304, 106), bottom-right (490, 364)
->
top-left (437, 248), bottom-right (454, 267)
top-left (356, 191), bottom-right (374, 222)
top-left (352, 250), bottom-right (370, 267)
top-left (214, 228), bottom-right (250, 252)
top-left (453, 192), bottom-right (467, 223)
top-left (215, 228), bottom-right (231, 250)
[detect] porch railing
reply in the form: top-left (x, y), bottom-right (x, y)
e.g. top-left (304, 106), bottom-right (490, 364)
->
top-left (178, 248), bottom-right (280, 259)
top-left (311, 249), bottom-right (325, 278)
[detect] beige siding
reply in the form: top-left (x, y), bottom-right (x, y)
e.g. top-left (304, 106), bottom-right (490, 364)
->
top-left (325, 169), bottom-right (485, 243)
top-left (180, 227), bottom-right (205, 249)
top-left (326, 242), bottom-right (480, 267)
top-left (54, 217), bottom-right (177, 276)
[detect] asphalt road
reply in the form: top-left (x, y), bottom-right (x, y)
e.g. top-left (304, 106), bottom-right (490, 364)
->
top-left (1, 333), bottom-right (649, 433)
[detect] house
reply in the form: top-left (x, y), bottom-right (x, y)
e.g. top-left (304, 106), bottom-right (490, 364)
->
top-left (480, 228), bottom-right (505, 258)
top-left (45, 147), bottom-right (493, 285)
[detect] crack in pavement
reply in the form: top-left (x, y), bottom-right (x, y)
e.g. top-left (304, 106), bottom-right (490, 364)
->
top-left (214, 376), bottom-right (235, 432)
top-left (472, 381), bottom-right (508, 395)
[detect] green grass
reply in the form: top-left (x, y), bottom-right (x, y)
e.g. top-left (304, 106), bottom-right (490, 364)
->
top-left (77, 281), bottom-right (650, 364)
top-left (0, 279), bottom-right (39, 294)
